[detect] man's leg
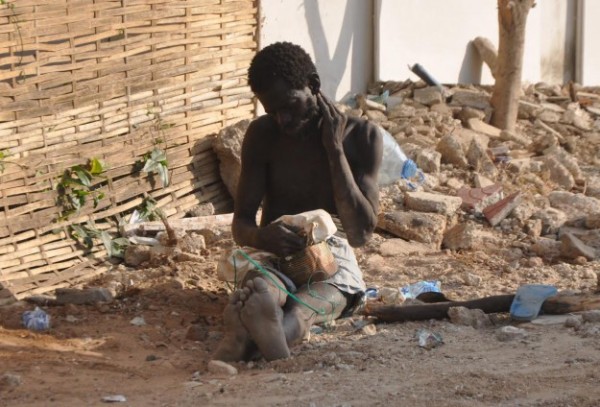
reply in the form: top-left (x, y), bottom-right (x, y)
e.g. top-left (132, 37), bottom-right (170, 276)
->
top-left (281, 282), bottom-right (350, 347)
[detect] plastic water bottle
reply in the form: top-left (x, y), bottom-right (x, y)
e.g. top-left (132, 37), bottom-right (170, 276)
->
top-left (378, 127), bottom-right (424, 187)
top-left (400, 280), bottom-right (441, 299)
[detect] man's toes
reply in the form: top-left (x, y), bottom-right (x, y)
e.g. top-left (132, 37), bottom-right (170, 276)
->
top-left (252, 277), bottom-right (270, 293)
top-left (230, 290), bottom-right (242, 305)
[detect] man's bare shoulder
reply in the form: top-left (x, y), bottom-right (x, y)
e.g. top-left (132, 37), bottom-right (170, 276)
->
top-left (241, 115), bottom-right (279, 158)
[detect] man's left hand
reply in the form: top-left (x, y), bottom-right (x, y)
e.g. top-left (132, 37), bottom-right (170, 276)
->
top-left (317, 92), bottom-right (347, 151)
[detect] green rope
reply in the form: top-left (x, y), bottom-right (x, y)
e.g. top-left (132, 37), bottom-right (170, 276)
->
top-left (235, 249), bottom-right (326, 316)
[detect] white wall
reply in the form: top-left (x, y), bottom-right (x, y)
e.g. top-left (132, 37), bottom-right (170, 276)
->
top-left (375, 0), bottom-right (542, 85)
top-left (259, 0), bottom-right (373, 102)
top-left (580, 0), bottom-right (600, 85)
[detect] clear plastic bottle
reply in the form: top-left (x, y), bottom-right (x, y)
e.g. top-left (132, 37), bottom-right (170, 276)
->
top-left (377, 127), bottom-right (424, 187)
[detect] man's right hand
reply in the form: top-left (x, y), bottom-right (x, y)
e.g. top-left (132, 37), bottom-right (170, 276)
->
top-left (257, 222), bottom-right (305, 258)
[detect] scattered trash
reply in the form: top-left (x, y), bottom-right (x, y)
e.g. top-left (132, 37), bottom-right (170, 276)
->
top-left (378, 127), bottom-right (424, 188)
top-left (22, 307), bottom-right (51, 331)
top-left (510, 284), bottom-right (558, 321)
top-left (129, 316), bottom-right (146, 326)
top-left (401, 280), bottom-right (441, 300)
top-left (416, 329), bottom-right (444, 349)
top-left (409, 63), bottom-right (445, 95)
top-left (101, 395), bottom-right (127, 403)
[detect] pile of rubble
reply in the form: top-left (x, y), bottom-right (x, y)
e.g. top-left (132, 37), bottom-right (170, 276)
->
top-left (345, 80), bottom-right (600, 265)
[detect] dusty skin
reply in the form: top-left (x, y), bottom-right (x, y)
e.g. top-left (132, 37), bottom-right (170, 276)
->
top-left (1, 234), bottom-right (600, 406)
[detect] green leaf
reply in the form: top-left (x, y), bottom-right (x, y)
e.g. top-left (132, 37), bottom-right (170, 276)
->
top-left (89, 157), bottom-right (106, 175)
top-left (73, 167), bottom-right (92, 187)
top-left (100, 231), bottom-right (113, 256)
top-left (157, 163), bottom-right (169, 187)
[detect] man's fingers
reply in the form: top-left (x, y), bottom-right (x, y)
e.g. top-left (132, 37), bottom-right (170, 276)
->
top-left (316, 93), bottom-right (333, 121)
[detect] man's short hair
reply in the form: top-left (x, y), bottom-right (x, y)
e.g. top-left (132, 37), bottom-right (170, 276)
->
top-left (248, 42), bottom-right (316, 93)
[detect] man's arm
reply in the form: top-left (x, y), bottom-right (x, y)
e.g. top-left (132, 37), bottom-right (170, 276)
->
top-left (232, 120), bottom-right (305, 257)
top-left (317, 94), bottom-right (382, 247)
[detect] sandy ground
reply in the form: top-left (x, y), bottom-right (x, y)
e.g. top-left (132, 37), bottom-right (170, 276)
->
top-left (1, 232), bottom-right (599, 407)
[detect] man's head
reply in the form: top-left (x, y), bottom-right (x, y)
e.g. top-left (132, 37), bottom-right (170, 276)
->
top-left (248, 42), bottom-right (321, 136)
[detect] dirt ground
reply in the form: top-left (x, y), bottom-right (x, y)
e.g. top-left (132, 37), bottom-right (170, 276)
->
top-left (1, 231), bottom-right (599, 407)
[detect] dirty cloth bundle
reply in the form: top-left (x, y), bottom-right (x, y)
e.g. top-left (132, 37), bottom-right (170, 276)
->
top-left (217, 210), bottom-right (366, 294)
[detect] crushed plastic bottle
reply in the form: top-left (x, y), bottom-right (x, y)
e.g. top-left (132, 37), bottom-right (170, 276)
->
top-left (378, 127), bottom-right (424, 188)
top-left (22, 307), bottom-right (51, 331)
top-left (400, 280), bottom-right (441, 300)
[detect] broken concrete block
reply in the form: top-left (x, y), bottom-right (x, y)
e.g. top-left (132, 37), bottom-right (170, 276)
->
top-left (585, 214), bottom-right (600, 229)
top-left (429, 103), bottom-right (453, 116)
top-left (207, 360), bottom-right (238, 375)
top-left (54, 288), bottom-right (114, 305)
top-left (518, 100), bottom-right (543, 120)
top-left (416, 149), bottom-right (441, 173)
top-left (436, 134), bottom-right (468, 168)
top-left (365, 109), bottom-right (387, 123)
top-left (457, 184), bottom-right (503, 212)
top-left (448, 306), bottom-right (491, 329)
top-left (466, 139), bottom-right (498, 177)
top-left (496, 326), bottom-right (528, 342)
top-left (379, 239), bottom-right (436, 257)
top-left (473, 174), bottom-right (495, 188)
top-left (560, 233), bottom-right (597, 261)
top-left (500, 130), bottom-right (530, 146)
top-left (212, 119), bottom-right (251, 199)
top-left (548, 191), bottom-right (600, 218)
top-left (387, 104), bottom-right (416, 119)
top-left (562, 102), bottom-right (593, 131)
top-left (544, 145), bottom-right (584, 181)
top-left (377, 211), bottom-right (447, 248)
top-left (530, 237), bottom-right (562, 260)
top-left (456, 106), bottom-right (486, 125)
top-left (186, 203), bottom-right (215, 218)
top-left (413, 86), bottom-right (443, 106)
top-left (356, 94), bottom-right (386, 113)
top-left (466, 118), bottom-right (501, 138)
top-left (124, 245), bottom-right (152, 266)
top-left (483, 192), bottom-right (522, 227)
top-left (404, 191), bottom-right (462, 215)
top-left (450, 89), bottom-right (491, 110)
top-left (531, 207), bottom-right (567, 235)
top-left (442, 222), bottom-right (478, 250)
top-left (545, 156), bottom-right (575, 190)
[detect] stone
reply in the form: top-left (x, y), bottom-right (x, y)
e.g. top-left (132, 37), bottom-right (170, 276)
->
top-left (379, 239), bottom-right (436, 257)
top-left (585, 214), bottom-right (600, 229)
top-left (207, 360), bottom-right (238, 376)
top-left (429, 103), bottom-right (453, 116)
top-left (448, 306), bottom-right (491, 328)
top-left (518, 100), bottom-right (544, 120)
top-left (404, 191), bottom-right (462, 215)
top-left (461, 272), bottom-right (482, 287)
top-left (413, 86), bottom-right (443, 106)
top-left (564, 316), bottom-right (583, 329)
top-left (545, 156), bottom-right (575, 190)
top-left (530, 237), bottom-right (561, 260)
top-left (544, 145), bottom-right (583, 181)
top-left (387, 104), bottom-right (416, 119)
top-left (466, 118), bottom-right (501, 138)
top-left (548, 191), bottom-right (600, 218)
top-left (212, 119), bottom-right (251, 199)
top-left (563, 103), bottom-right (593, 131)
top-left (500, 130), bottom-right (530, 146)
top-left (124, 245), bottom-right (152, 267)
top-left (356, 94), bottom-right (386, 113)
top-left (450, 89), bottom-right (491, 110)
top-left (436, 134), bottom-right (469, 168)
top-left (455, 128), bottom-right (490, 149)
top-left (496, 326), bottom-right (528, 342)
top-left (473, 174), bottom-right (495, 188)
top-left (377, 211), bottom-right (447, 248)
top-left (365, 109), bottom-right (387, 123)
top-left (456, 106), bottom-right (486, 124)
top-left (457, 184), bottom-right (503, 212)
top-left (442, 222), bottom-right (496, 251)
top-left (186, 324), bottom-right (208, 341)
top-left (538, 110), bottom-right (562, 123)
top-left (416, 149), bottom-right (441, 173)
top-left (186, 203), bottom-right (215, 218)
top-left (0, 373), bottom-right (22, 389)
top-left (582, 310), bottom-right (600, 323)
top-left (531, 207), bottom-right (567, 235)
top-left (525, 219), bottom-right (543, 237)
top-left (466, 138), bottom-right (497, 177)
top-left (54, 288), bottom-right (114, 305)
top-left (560, 233), bottom-right (597, 261)
top-left (483, 192), bottom-right (522, 227)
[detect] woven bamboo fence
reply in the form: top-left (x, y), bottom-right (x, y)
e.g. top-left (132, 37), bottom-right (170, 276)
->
top-left (0, 0), bottom-right (258, 305)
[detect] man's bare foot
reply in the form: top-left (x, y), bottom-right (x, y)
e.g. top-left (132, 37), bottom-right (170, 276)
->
top-left (240, 277), bottom-right (290, 361)
top-left (213, 290), bottom-right (254, 362)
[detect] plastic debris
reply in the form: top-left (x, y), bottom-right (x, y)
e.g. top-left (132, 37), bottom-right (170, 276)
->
top-left (22, 307), bottom-right (51, 331)
top-left (378, 127), bottom-right (424, 188)
top-left (400, 280), bottom-right (441, 300)
top-left (416, 329), bottom-right (444, 349)
top-left (102, 395), bottom-right (127, 403)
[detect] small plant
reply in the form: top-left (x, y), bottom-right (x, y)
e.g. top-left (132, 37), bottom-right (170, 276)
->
top-left (141, 147), bottom-right (170, 187)
top-left (70, 221), bottom-right (129, 258)
top-left (56, 157), bottom-right (107, 220)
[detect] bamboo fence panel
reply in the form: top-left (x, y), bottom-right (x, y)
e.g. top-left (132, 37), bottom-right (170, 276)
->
top-left (0, 0), bottom-right (257, 305)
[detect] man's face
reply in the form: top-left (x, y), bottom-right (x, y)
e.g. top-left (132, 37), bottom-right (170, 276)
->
top-left (256, 78), bottom-right (319, 137)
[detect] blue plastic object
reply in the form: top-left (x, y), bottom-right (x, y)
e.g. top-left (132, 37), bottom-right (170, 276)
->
top-left (400, 280), bottom-right (441, 299)
top-left (22, 307), bottom-right (51, 331)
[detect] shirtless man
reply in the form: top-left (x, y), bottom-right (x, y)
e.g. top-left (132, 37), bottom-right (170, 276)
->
top-left (214, 42), bottom-right (382, 362)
